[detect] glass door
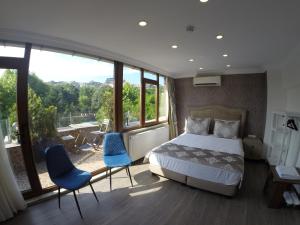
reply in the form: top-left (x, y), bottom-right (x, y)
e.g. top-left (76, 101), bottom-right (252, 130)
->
top-left (0, 67), bottom-right (32, 192)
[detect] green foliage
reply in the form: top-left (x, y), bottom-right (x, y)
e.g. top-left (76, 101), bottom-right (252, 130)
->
top-left (122, 82), bottom-right (140, 122)
top-left (95, 85), bottom-right (114, 123)
top-left (0, 69), bottom-right (17, 120)
top-left (44, 83), bottom-right (80, 115)
top-left (28, 88), bottom-right (57, 142)
top-left (145, 85), bottom-right (156, 120)
top-left (79, 85), bottom-right (95, 113)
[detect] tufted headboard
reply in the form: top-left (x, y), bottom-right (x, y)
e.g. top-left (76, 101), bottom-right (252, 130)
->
top-left (188, 105), bottom-right (247, 138)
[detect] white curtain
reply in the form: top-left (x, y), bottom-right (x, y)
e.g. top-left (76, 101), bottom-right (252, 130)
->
top-left (0, 126), bottom-right (26, 222)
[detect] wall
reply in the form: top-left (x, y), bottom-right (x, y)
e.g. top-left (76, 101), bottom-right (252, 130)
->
top-left (175, 73), bottom-right (267, 138)
top-left (264, 43), bottom-right (300, 165)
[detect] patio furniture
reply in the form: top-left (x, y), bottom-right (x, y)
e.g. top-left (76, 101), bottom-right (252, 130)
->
top-left (103, 132), bottom-right (133, 191)
top-left (90, 119), bottom-right (110, 150)
top-left (45, 144), bottom-right (99, 218)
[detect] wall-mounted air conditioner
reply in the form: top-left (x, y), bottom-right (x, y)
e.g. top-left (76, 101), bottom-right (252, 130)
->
top-left (193, 76), bottom-right (221, 87)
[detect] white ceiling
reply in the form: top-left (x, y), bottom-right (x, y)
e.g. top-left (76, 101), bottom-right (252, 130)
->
top-left (1, 0), bottom-right (300, 78)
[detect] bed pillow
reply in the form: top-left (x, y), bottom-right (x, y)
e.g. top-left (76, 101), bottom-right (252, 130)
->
top-left (185, 117), bottom-right (211, 135)
top-left (213, 119), bottom-right (240, 139)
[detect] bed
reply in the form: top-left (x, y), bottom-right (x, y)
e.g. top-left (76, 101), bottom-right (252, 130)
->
top-left (147, 105), bottom-right (247, 196)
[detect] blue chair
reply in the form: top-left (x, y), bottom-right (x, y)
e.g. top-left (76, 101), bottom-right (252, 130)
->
top-left (103, 132), bottom-right (133, 191)
top-left (45, 145), bottom-right (99, 218)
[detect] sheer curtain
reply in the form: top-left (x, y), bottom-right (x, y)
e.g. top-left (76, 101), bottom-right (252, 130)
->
top-left (0, 126), bottom-right (26, 222)
top-left (166, 77), bottom-right (178, 139)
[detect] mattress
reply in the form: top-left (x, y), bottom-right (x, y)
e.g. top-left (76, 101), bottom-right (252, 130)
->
top-left (148, 133), bottom-right (244, 186)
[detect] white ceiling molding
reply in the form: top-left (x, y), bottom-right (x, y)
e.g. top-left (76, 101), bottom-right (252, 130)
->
top-left (0, 28), bottom-right (171, 77)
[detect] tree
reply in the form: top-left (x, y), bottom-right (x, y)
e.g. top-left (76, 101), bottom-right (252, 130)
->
top-left (95, 85), bottom-right (114, 124)
top-left (79, 85), bottom-right (95, 113)
top-left (28, 88), bottom-right (57, 142)
top-left (0, 69), bottom-right (17, 120)
top-left (122, 82), bottom-right (140, 123)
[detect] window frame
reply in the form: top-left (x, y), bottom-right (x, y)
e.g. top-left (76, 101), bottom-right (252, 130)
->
top-left (0, 40), bottom-right (169, 199)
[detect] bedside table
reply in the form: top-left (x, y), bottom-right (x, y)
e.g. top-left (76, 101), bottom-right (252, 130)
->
top-left (243, 137), bottom-right (263, 160)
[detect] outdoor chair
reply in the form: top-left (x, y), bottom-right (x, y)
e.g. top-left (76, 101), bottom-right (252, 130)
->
top-left (90, 119), bottom-right (110, 150)
top-left (103, 132), bottom-right (133, 191)
top-left (45, 144), bottom-right (99, 218)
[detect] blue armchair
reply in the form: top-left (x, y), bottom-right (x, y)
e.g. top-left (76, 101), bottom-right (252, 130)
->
top-left (45, 145), bottom-right (99, 218)
top-left (103, 133), bottom-right (133, 191)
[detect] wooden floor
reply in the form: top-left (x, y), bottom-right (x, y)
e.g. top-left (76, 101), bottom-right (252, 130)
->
top-left (4, 161), bottom-right (300, 225)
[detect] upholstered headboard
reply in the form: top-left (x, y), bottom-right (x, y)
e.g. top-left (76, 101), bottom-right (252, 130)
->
top-left (188, 105), bottom-right (247, 138)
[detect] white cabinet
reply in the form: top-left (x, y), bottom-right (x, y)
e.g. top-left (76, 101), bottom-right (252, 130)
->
top-left (267, 112), bottom-right (300, 166)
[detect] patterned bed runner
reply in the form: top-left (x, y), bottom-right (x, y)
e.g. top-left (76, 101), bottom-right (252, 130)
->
top-left (151, 143), bottom-right (244, 174)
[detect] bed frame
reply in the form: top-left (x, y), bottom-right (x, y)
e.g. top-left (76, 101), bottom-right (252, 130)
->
top-left (149, 105), bottom-right (247, 196)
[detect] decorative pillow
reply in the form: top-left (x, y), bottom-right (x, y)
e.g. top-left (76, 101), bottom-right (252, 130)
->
top-left (185, 117), bottom-right (211, 135)
top-left (213, 119), bottom-right (240, 139)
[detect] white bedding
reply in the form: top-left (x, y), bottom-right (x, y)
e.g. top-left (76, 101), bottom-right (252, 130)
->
top-left (149, 133), bottom-right (244, 186)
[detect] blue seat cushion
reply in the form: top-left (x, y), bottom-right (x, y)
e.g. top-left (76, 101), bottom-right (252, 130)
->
top-left (53, 168), bottom-right (92, 190)
top-left (104, 153), bottom-right (132, 168)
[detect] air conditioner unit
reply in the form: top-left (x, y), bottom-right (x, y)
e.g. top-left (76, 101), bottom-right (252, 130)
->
top-left (193, 76), bottom-right (221, 87)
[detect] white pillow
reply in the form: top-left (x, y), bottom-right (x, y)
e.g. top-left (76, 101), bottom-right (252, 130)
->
top-left (185, 117), bottom-right (211, 135)
top-left (213, 119), bottom-right (240, 139)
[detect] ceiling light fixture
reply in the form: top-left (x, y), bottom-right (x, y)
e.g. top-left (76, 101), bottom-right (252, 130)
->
top-left (216, 34), bottom-right (223, 40)
top-left (188, 58), bottom-right (195, 62)
top-left (223, 54), bottom-right (228, 57)
top-left (171, 45), bottom-right (178, 49)
top-left (199, 67), bottom-right (204, 70)
top-left (138, 21), bottom-right (148, 27)
top-left (200, 0), bottom-right (209, 3)
top-left (226, 64), bottom-right (231, 68)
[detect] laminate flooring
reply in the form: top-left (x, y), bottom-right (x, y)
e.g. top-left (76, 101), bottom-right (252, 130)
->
top-left (3, 161), bottom-right (300, 225)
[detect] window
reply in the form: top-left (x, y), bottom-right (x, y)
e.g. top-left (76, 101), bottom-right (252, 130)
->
top-left (0, 41), bottom-right (169, 198)
top-left (28, 48), bottom-right (114, 188)
top-left (144, 71), bottom-right (157, 81)
top-left (159, 76), bottom-right (168, 121)
top-left (122, 66), bottom-right (141, 128)
top-left (145, 82), bottom-right (157, 123)
top-left (0, 43), bottom-right (25, 58)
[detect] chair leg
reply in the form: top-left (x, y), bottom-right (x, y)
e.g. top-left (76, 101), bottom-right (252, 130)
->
top-left (125, 167), bottom-right (129, 176)
top-left (106, 169), bottom-right (108, 178)
top-left (89, 181), bottom-right (99, 202)
top-left (127, 166), bottom-right (133, 187)
top-left (109, 168), bottom-right (112, 191)
top-left (73, 190), bottom-right (83, 219)
top-left (58, 187), bottom-right (61, 209)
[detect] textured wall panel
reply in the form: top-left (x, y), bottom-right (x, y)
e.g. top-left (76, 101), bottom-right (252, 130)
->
top-left (175, 74), bottom-right (267, 138)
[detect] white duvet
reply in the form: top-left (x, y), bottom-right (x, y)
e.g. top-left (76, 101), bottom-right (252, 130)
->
top-left (149, 133), bottom-right (244, 186)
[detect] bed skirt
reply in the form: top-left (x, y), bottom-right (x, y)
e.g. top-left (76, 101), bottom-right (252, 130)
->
top-left (149, 164), bottom-right (238, 197)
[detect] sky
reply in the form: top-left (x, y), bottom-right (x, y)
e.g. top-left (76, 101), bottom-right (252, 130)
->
top-left (0, 45), bottom-right (164, 85)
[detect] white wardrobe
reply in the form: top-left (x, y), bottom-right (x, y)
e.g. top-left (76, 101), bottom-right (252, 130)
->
top-left (267, 111), bottom-right (300, 166)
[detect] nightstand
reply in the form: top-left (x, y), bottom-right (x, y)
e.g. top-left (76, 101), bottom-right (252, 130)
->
top-left (243, 137), bottom-right (263, 160)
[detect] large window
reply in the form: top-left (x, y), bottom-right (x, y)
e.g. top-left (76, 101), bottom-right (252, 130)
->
top-left (28, 48), bottom-right (114, 188)
top-left (0, 42), bottom-right (169, 197)
top-left (123, 66), bottom-right (141, 128)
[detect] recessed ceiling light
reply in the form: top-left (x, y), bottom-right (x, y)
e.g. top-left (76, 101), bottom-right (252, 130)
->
top-left (223, 54), bottom-right (228, 57)
top-left (199, 67), bottom-right (204, 70)
top-left (226, 64), bottom-right (231, 68)
top-left (138, 21), bottom-right (148, 27)
top-left (188, 58), bottom-right (194, 62)
top-left (216, 34), bottom-right (223, 40)
top-left (171, 45), bottom-right (178, 49)
top-left (200, 0), bottom-right (209, 3)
